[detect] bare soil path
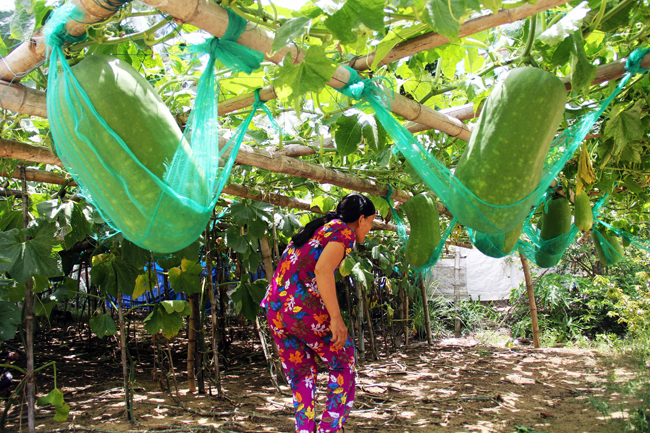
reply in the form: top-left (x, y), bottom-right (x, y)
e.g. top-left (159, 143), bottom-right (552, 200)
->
top-left (2, 332), bottom-right (629, 433)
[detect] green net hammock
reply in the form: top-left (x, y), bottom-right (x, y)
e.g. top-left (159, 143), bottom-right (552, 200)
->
top-left (337, 48), bottom-right (650, 240)
top-left (44, 5), bottom-right (262, 253)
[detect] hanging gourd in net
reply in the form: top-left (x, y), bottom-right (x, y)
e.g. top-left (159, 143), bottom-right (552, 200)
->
top-left (44, 5), bottom-right (263, 253)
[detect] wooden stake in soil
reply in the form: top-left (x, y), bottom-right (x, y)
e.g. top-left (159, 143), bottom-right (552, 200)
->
top-left (519, 254), bottom-right (540, 348)
top-left (361, 285), bottom-right (378, 360)
top-left (355, 279), bottom-right (365, 361)
top-left (419, 279), bottom-right (433, 345)
top-left (20, 166), bottom-right (35, 433)
top-left (117, 292), bottom-right (132, 421)
top-left (187, 293), bottom-right (198, 392)
top-left (204, 227), bottom-right (222, 396)
top-left (454, 248), bottom-right (462, 338)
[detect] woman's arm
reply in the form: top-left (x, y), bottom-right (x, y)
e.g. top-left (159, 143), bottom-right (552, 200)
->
top-left (314, 242), bottom-right (348, 350)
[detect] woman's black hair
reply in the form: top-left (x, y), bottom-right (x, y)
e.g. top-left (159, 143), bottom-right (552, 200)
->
top-left (291, 193), bottom-right (376, 248)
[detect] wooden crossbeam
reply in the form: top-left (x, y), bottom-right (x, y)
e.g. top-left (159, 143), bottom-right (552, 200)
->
top-left (0, 137), bottom-right (413, 203)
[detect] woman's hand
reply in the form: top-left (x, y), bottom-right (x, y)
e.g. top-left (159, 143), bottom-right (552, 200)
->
top-left (329, 315), bottom-right (348, 350)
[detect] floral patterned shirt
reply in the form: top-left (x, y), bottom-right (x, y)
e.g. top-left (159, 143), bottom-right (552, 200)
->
top-left (260, 219), bottom-right (355, 313)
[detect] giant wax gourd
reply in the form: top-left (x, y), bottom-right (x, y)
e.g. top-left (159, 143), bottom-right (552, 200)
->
top-left (52, 55), bottom-right (207, 253)
top-left (574, 191), bottom-right (593, 231)
top-left (473, 222), bottom-right (523, 258)
top-left (452, 67), bottom-right (567, 235)
top-left (592, 227), bottom-right (624, 266)
top-left (534, 197), bottom-right (572, 267)
top-left (402, 192), bottom-right (441, 268)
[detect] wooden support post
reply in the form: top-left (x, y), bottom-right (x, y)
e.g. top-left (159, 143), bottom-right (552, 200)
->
top-left (117, 292), bottom-right (132, 420)
top-left (187, 293), bottom-right (197, 392)
top-left (454, 248), bottom-right (462, 338)
top-left (519, 254), bottom-right (540, 348)
top-left (204, 228), bottom-right (223, 396)
top-left (355, 280), bottom-right (365, 361)
top-left (360, 285), bottom-right (377, 360)
top-left (420, 279), bottom-right (433, 345)
top-left (20, 167), bottom-right (35, 433)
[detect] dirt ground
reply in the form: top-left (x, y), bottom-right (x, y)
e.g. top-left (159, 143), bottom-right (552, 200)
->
top-left (1, 327), bottom-right (636, 433)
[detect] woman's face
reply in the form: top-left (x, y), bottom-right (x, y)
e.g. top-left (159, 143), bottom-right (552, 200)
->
top-left (355, 214), bottom-right (375, 243)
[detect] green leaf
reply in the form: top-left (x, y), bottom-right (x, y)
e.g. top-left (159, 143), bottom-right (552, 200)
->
top-left (0, 221), bottom-right (62, 284)
top-left (231, 278), bottom-right (268, 321)
top-left (311, 196), bottom-right (336, 214)
top-left (603, 102), bottom-right (645, 157)
top-left (324, 6), bottom-right (357, 45)
top-left (34, 299), bottom-right (56, 317)
top-left (272, 46), bottom-right (338, 113)
top-left (10, 0), bottom-right (35, 41)
top-left (372, 23), bottom-right (428, 69)
top-left (272, 17), bottom-right (312, 53)
top-left (240, 250), bottom-right (263, 273)
top-left (569, 31), bottom-right (597, 96)
top-left (0, 301), bottom-right (21, 342)
top-left (155, 240), bottom-right (200, 269)
top-left (224, 226), bottom-right (250, 254)
top-left (132, 272), bottom-right (156, 300)
top-left (160, 300), bottom-right (191, 316)
top-left (335, 114), bottom-right (363, 156)
top-left (345, 0), bottom-right (386, 33)
top-left (61, 202), bottom-right (92, 250)
top-left (351, 263), bottom-right (368, 288)
top-left (89, 314), bottom-right (117, 338)
top-left (32, 274), bottom-right (51, 294)
top-left (90, 254), bottom-right (139, 297)
top-left (167, 259), bottom-right (203, 295)
top-left (480, 0), bottom-right (502, 13)
top-left (538, 2), bottom-right (590, 46)
top-left (247, 218), bottom-right (268, 239)
top-left (54, 403), bottom-right (70, 421)
top-left (340, 257), bottom-right (356, 276)
top-left (37, 388), bottom-right (64, 407)
top-left (122, 240), bottom-right (150, 270)
top-left (422, 0), bottom-right (466, 43)
top-left (143, 304), bottom-right (184, 339)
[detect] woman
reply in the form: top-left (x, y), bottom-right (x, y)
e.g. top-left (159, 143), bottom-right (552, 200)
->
top-left (261, 193), bottom-right (376, 433)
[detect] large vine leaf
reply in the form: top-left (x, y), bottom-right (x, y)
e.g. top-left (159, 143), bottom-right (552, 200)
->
top-left (0, 301), bottom-right (21, 342)
top-left (89, 314), bottom-right (117, 338)
top-left (272, 46), bottom-right (338, 114)
top-left (0, 221), bottom-right (62, 284)
top-left (224, 226), bottom-right (251, 254)
top-left (167, 259), bottom-right (203, 295)
top-left (90, 254), bottom-right (138, 297)
top-left (143, 303), bottom-right (188, 339)
top-left (230, 277), bottom-right (268, 321)
top-left (335, 114), bottom-right (363, 156)
top-left (272, 17), bottom-right (312, 53)
top-left (422, 0), bottom-right (466, 43)
top-left (372, 23), bottom-right (429, 69)
top-left (569, 31), bottom-right (597, 96)
top-left (603, 101), bottom-right (646, 158)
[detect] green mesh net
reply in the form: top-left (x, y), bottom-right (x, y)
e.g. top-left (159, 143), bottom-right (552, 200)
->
top-left (337, 50), bottom-right (649, 238)
top-left (44, 5), bottom-right (262, 253)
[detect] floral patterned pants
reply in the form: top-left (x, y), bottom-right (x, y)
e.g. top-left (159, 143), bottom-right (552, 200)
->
top-left (266, 308), bottom-right (356, 433)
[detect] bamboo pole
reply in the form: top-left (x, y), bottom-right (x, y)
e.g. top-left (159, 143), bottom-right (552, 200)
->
top-left (419, 279), bottom-right (433, 345)
top-left (519, 253), bottom-right (540, 348)
top-left (0, 0), bottom-right (126, 82)
top-left (137, 0), bottom-right (470, 141)
top-left (117, 292), bottom-right (133, 420)
top-left (0, 137), bottom-right (412, 202)
top-left (348, 0), bottom-right (572, 71)
top-left (204, 227), bottom-right (222, 396)
top-left (20, 167), bottom-right (35, 433)
top-left (187, 292), bottom-right (197, 392)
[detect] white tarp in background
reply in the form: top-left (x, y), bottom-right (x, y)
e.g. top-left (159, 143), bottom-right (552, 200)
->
top-left (426, 246), bottom-right (524, 301)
